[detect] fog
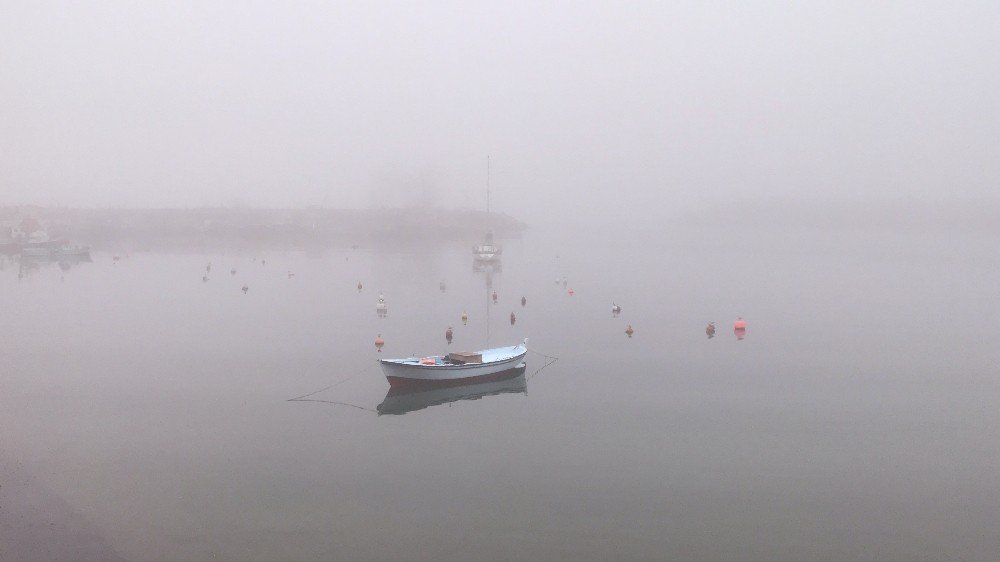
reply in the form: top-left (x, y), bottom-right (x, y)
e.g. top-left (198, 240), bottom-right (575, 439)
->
top-left (2, 3), bottom-right (1000, 561)
top-left (3, 1), bottom-right (998, 224)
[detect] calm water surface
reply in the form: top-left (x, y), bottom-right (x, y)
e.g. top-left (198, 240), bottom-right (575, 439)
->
top-left (1, 227), bottom-right (997, 560)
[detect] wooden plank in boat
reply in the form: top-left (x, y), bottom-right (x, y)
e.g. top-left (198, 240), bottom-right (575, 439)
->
top-left (447, 352), bottom-right (483, 364)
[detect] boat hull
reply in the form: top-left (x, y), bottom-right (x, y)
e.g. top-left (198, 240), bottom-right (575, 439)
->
top-left (380, 346), bottom-right (527, 385)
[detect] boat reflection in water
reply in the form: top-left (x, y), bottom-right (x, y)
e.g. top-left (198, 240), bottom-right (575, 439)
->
top-left (377, 365), bottom-right (527, 416)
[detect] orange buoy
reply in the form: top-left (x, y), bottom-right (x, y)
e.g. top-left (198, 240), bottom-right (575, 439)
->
top-left (374, 334), bottom-right (385, 352)
top-left (625, 324), bottom-right (634, 337)
top-left (567, 288), bottom-right (575, 296)
top-left (734, 317), bottom-right (747, 340)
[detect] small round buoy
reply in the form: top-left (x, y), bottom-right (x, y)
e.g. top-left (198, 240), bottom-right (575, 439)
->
top-left (510, 312), bottom-right (516, 325)
top-left (492, 290), bottom-right (498, 303)
top-left (521, 296), bottom-right (526, 307)
top-left (445, 326), bottom-right (453, 344)
top-left (625, 324), bottom-right (634, 337)
top-left (357, 282), bottom-right (363, 292)
top-left (375, 334), bottom-right (385, 352)
top-left (706, 322), bottom-right (716, 338)
top-left (461, 311), bottom-right (468, 325)
top-left (202, 275), bottom-right (209, 283)
top-left (734, 317), bottom-right (747, 340)
top-left (568, 288), bottom-right (575, 296)
top-left (242, 285), bottom-right (248, 294)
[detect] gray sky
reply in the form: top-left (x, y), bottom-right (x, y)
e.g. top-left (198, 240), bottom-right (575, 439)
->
top-left (1, 1), bottom-right (997, 223)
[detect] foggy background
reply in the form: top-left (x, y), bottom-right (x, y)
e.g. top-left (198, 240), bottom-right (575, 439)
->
top-left (2, 1), bottom-right (998, 225)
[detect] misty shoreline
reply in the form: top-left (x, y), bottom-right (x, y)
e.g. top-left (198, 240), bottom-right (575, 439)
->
top-left (0, 206), bottom-right (526, 252)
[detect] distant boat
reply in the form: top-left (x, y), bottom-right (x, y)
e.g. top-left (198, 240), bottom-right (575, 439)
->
top-left (377, 366), bottom-right (527, 415)
top-left (2, 220), bottom-right (68, 254)
top-left (379, 339), bottom-right (527, 386)
top-left (473, 231), bottom-right (502, 262)
top-left (473, 156), bottom-right (502, 263)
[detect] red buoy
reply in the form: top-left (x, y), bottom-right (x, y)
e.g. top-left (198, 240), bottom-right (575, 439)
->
top-left (625, 324), bottom-right (634, 337)
top-left (568, 288), bottom-right (575, 296)
top-left (734, 317), bottom-right (747, 340)
top-left (374, 334), bottom-right (385, 352)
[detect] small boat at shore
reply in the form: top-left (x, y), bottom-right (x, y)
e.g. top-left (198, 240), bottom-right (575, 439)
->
top-left (379, 339), bottom-right (527, 386)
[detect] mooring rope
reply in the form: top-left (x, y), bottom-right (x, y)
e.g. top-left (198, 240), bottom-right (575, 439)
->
top-left (286, 374), bottom-right (355, 402)
top-left (286, 398), bottom-right (377, 412)
top-left (287, 374), bottom-right (376, 412)
top-left (526, 348), bottom-right (559, 381)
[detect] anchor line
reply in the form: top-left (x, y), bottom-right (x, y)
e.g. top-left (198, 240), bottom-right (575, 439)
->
top-left (286, 398), bottom-right (377, 412)
top-left (526, 348), bottom-right (559, 381)
top-left (286, 374), bottom-right (355, 402)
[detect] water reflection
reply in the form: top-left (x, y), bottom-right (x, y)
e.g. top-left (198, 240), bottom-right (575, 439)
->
top-left (377, 365), bottom-right (527, 416)
top-left (10, 253), bottom-right (92, 278)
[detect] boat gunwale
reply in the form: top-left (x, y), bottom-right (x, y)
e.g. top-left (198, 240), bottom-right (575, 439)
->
top-left (380, 347), bottom-right (526, 370)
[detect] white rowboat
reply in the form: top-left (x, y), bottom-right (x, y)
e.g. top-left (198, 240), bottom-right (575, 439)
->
top-left (379, 339), bottom-right (527, 385)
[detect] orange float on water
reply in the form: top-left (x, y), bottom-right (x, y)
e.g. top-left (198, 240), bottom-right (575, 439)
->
top-left (567, 288), bottom-right (575, 296)
top-left (374, 334), bottom-right (385, 352)
top-left (734, 317), bottom-right (747, 340)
